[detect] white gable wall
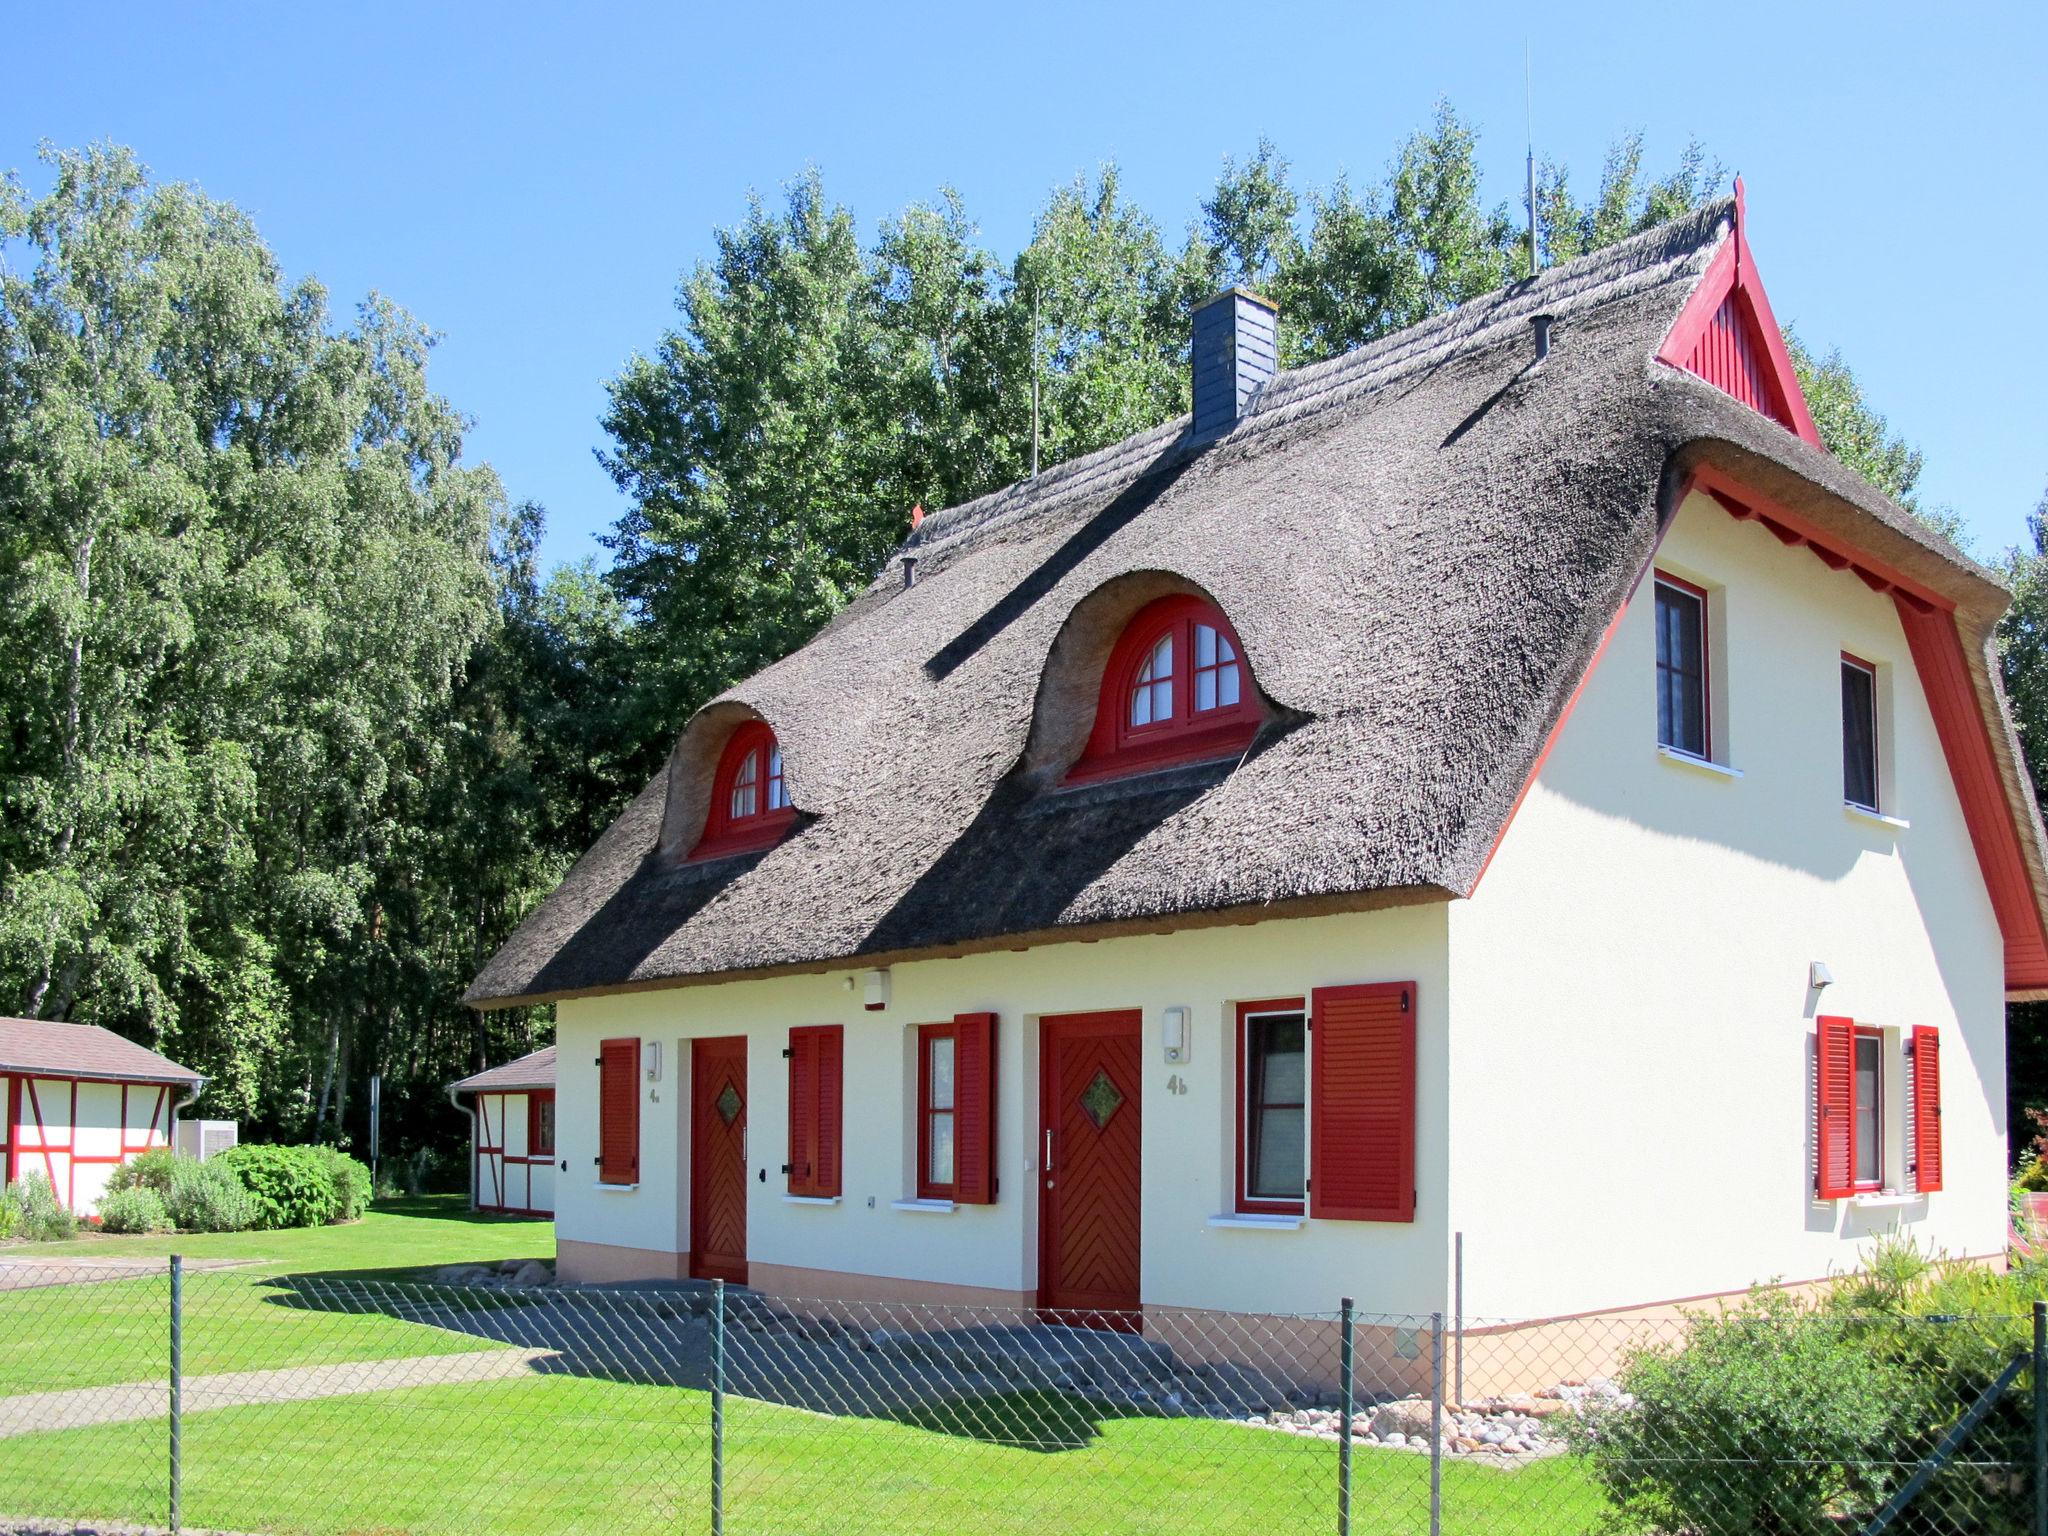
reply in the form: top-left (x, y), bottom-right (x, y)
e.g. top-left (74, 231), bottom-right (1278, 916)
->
top-left (553, 901), bottom-right (1451, 1315)
top-left (1447, 490), bottom-right (2008, 1321)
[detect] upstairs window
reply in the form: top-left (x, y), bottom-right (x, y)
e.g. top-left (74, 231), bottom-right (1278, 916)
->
top-left (1069, 594), bottom-right (1259, 782)
top-left (1842, 655), bottom-right (1879, 812)
top-left (692, 720), bottom-right (796, 859)
top-left (1654, 574), bottom-right (1709, 758)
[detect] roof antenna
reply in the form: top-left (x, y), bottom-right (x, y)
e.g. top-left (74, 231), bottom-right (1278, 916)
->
top-left (1524, 42), bottom-right (1539, 277)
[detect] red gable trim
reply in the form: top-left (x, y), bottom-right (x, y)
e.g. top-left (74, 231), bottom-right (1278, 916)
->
top-left (1655, 181), bottom-right (1821, 448)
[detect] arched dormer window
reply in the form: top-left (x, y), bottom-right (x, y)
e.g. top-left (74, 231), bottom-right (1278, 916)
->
top-left (691, 720), bottom-right (796, 859)
top-left (1068, 594), bottom-right (1260, 782)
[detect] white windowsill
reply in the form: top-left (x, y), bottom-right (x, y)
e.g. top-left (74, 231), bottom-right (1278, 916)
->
top-left (782, 1194), bottom-right (840, 1207)
top-left (890, 1198), bottom-right (957, 1214)
top-left (593, 1182), bottom-right (639, 1193)
top-left (1850, 1191), bottom-right (1924, 1209)
top-left (1845, 803), bottom-right (1910, 830)
top-left (1207, 1213), bottom-right (1305, 1231)
top-left (1656, 746), bottom-right (1743, 779)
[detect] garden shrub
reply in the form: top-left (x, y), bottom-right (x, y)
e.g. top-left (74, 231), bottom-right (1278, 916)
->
top-left (97, 1185), bottom-right (174, 1234)
top-left (165, 1157), bottom-right (255, 1233)
top-left (313, 1145), bottom-right (372, 1221)
top-left (217, 1144), bottom-right (340, 1229)
top-left (2, 1172), bottom-right (77, 1242)
top-left (106, 1147), bottom-right (179, 1199)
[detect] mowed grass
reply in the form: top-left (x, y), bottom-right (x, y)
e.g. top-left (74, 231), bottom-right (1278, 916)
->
top-left (0, 1375), bottom-right (1610, 1536)
top-left (0, 1196), bottom-right (550, 1393)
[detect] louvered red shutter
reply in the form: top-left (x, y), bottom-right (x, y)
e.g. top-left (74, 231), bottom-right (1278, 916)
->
top-left (598, 1037), bottom-right (640, 1184)
top-left (786, 1027), bottom-right (816, 1196)
top-left (814, 1025), bottom-right (843, 1198)
top-left (1309, 983), bottom-right (1416, 1223)
top-left (953, 1012), bottom-right (998, 1204)
top-left (1912, 1027), bottom-right (1943, 1194)
top-left (1814, 1016), bottom-right (1855, 1200)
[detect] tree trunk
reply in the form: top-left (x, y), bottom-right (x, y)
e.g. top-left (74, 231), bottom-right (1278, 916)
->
top-left (313, 1016), bottom-right (341, 1139)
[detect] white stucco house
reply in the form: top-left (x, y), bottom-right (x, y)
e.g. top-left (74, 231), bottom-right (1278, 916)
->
top-left (466, 188), bottom-right (2047, 1327)
top-left (451, 1045), bottom-right (556, 1217)
top-left (2, 1017), bottom-right (205, 1213)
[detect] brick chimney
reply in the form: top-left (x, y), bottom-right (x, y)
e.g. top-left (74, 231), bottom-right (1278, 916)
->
top-left (1190, 288), bottom-right (1278, 440)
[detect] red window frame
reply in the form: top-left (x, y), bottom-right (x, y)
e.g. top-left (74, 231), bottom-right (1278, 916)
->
top-left (1653, 572), bottom-right (1711, 759)
top-left (527, 1091), bottom-right (556, 1158)
top-left (916, 1021), bottom-right (958, 1201)
top-left (1851, 1024), bottom-right (1885, 1194)
top-left (691, 720), bottom-right (797, 860)
top-left (1236, 998), bottom-right (1307, 1215)
top-left (1068, 594), bottom-right (1259, 783)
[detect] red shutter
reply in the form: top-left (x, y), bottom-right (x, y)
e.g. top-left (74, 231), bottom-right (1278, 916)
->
top-left (1814, 1016), bottom-right (1855, 1200)
top-left (953, 1012), bottom-right (998, 1205)
top-left (1309, 983), bottom-right (1416, 1223)
top-left (787, 1027), bottom-right (815, 1196)
top-left (786, 1025), bottom-right (842, 1198)
top-left (598, 1038), bottom-right (640, 1184)
top-left (1912, 1026), bottom-right (1943, 1194)
top-left (814, 1025), bottom-right (843, 1198)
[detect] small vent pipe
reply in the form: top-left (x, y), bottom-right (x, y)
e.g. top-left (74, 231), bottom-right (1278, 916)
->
top-left (1530, 314), bottom-right (1554, 367)
top-left (901, 555), bottom-right (919, 589)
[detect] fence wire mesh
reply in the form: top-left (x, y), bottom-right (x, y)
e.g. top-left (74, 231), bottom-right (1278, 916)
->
top-left (0, 1256), bottom-right (2041, 1535)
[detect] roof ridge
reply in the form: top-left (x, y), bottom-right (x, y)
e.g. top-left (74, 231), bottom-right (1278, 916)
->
top-left (898, 198), bottom-right (1732, 572)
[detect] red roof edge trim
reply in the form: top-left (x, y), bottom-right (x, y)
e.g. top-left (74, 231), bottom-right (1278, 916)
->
top-left (1891, 595), bottom-right (2048, 992)
top-left (1655, 186), bottom-right (1822, 448)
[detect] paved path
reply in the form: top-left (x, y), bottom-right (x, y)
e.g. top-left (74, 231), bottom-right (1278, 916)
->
top-left (0, 1348), bottom-right (554, 1438)
top-left (0, 1259), bottom-right (254, 1292)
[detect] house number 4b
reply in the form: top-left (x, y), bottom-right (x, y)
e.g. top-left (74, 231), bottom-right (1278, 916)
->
top-left (1165, 1075), bottom-right (1189, 1097)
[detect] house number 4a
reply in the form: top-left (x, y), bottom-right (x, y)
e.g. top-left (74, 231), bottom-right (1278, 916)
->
top-left (1165, 1075), bottom-right (1189, 1096)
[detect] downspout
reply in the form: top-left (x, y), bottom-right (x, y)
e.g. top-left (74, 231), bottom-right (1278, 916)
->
top-left (446, 1083), bottom-right (476, 1210)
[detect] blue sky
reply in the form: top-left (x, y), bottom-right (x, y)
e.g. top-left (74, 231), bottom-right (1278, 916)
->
top-left (7, 2), bottom-right (2044, 573)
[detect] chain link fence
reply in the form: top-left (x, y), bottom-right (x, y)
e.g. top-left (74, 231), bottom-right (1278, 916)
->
top-left (0, 1256), bottom-right (2043, 1534)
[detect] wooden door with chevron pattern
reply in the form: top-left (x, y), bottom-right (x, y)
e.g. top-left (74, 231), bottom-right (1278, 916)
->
top-left (1038, 1010), bottom-right (1142, 1317)
top-left (689, 1036), bottom-right (748, 1284)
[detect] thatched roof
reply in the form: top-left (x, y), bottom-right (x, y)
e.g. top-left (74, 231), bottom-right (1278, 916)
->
top-left (469, 200), bottom-right (2045, 1007)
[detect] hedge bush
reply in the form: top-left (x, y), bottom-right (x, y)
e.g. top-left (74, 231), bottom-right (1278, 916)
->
top-left (164, 1156), bottom-right (256, 1233)
top-left (215, 1144), bottom-right (340, 1230)
top-left (105, 1147), bottom-right (179, 1199)
top-left (1, 1172), bottom-right (76, 1242)
top-left (313, 1146), bottom-right (372, 1221)
top-left (98, 1186), bottom-right (174, 1235)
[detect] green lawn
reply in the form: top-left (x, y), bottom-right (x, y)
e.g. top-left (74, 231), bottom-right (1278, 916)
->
top-left (0, 1374), bottom-right (1610, 1536)
top-left (0, 1196), bottom-right (550, 1393)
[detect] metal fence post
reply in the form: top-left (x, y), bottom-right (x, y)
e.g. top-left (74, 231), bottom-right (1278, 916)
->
top-left (2034, 1300), bottom-right (2045, 1536)
top-left (1338, 1297), bottom-right (1354, 1536)
top-left (169, 1254), bottom-right (182, 1536)
top-left (1428, 1311), bottom-right (1444, 1536)
top-left (711, 1277), bottom-right (726, 1536)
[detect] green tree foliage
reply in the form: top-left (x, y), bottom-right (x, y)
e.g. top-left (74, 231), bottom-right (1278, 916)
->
top-left (0, 144), bottom-right (571, 1149)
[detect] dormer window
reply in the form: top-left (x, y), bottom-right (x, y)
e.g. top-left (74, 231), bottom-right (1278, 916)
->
top-left (692, 720), bottom-right (796, 859)
top-left (1069, 594), bottom-right (1259, 782)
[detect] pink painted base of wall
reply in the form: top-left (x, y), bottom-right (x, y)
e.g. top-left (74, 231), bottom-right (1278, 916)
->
top-left (745, 1260), bottom-right (1033, 1312)
top-left (555, 1238), bottom-right (692, 1285)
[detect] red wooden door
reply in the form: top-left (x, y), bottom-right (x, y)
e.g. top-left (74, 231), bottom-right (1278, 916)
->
top-left (1038, 1010), bottom-right (1142, 1317)
top-left (690, 1036), bottom-right (749, 1284)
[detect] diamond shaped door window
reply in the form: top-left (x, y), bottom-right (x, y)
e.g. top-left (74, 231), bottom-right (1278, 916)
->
top-left (1079, 1069), bottom-right (1123, 1131)
top-left (715, 1082), bottom-right (743, 1125)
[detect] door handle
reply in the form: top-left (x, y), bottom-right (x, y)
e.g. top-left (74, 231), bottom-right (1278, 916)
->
top-left (1044, 1128), bottom-right (1053, 1173)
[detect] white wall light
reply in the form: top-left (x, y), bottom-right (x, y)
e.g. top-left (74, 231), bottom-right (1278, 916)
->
top-left (1163, 1006), bottom-right (1189, 1065)
top-left (642, 1039), bottom-right (663, 1083)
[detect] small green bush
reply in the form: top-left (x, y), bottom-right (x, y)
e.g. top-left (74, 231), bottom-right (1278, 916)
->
top-left (313, 1145), bottom-right (372, 1221)
top-left (97, 1185), bottom-right (174, 1234)
top-left (217, 1144), bottom-right (339, 1230)
top-left (2, 1172), bottom-right (77, 1242)
top-left (164, 1157), bottom-right (254, 1233)
top-left (106, 1147), bottom-right (178, 1199)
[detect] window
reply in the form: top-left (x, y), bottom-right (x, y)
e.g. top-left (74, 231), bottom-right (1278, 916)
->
top-left (917, 1023), bottom-right (958, 1199)
top-left (527, 1093), bottom-right (555, 1159)
top-left (1654, 575), bottom-right (1709, 758)
top-left (692, 720), bottom-right (797, 859)
top-left (597, 1038), bottom-right (639, 1185)
top-left (1069, 594), bottom-right (1260, 781)
top-left (1236, 1001), bottom-right (1306, 1213)
top-left (1842, 655), bottom-right (1879, 811)
top-left (1852, 1026), bottom-right (1883, 1192)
